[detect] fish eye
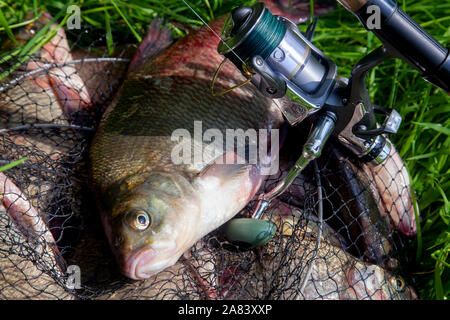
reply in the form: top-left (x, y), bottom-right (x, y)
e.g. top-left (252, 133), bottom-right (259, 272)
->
top-left (390, 276), bottom-right (405, 292)
top-left (127, 210), bottom-right (151, 231)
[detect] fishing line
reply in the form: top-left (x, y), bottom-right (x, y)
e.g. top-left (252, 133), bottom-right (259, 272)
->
top-left (181, 0), bottom-right (247, 67)
top-left (299, 159), bottom-right (324, 294)
top-left (0, 124), bottom-right (94, 134)
top-left (229, 8), bottom-right (286, 61)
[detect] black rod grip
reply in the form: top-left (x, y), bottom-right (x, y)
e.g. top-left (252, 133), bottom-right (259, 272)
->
top-left (352, 0), bottom-right (449, 92)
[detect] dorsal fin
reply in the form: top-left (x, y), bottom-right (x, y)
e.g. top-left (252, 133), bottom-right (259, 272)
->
top-left (128, 18), bottom-right (173, 73)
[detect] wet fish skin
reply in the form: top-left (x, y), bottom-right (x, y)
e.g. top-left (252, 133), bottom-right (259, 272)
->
top-left (0, 16), bottom-right (129, 299)
top-left (261, 129), bottom-right (400, 266)
top-left (0, 13), bottom-right (116, 230)
top-left (28, 12), bottom-right (92, 115)
top-left (347, 263), bottom-right (418, 300)
top-left (318, 141), bottom-right (397, 270)
top-left (362, 140), bottom-right (417, 237)
top-left (0, 205), bottom-right (72, 300)
top-left (0, 13), bottom-right (129, 205)
top-left (2, 11), bottom-right (92, 116)
top-left (0, 11), bottom-right (93, 138)
top-left (0, 172), bottom-right (69, 270)
top-left (0, 173), bottom-right (55, 245)
top-left (71, 47), bottom-right (132, 107)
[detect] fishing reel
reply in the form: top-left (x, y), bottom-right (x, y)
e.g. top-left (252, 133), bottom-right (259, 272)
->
top-left (209, 0), bottom-right (448, 249)
top-left (216, 2), bottom-right (396, 167)
top-left (215, 2), bottom-right (403, 247)
top-left (217, 2), bottom-right (337, 122)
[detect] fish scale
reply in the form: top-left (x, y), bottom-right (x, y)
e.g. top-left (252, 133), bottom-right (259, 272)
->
top-left (91, 75), bottom-right (283, 190)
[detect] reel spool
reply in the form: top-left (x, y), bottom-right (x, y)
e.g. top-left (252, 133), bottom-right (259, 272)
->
top-left (216, 2), bottom-right (337, 121)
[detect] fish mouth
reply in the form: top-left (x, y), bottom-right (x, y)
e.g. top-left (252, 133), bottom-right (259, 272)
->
top-left (122, 246), bottom-right (179, 280)
top-left (122, 247), bottom-right (158, 280)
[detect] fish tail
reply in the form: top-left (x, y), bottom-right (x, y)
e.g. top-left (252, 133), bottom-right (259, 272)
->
top-left (47, 70), bottom-right (92, 115)
top-left (0, 172), bottom-right (67, 272)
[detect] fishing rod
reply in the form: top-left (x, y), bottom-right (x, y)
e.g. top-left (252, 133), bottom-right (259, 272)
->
top-left (338, 0), bottom-right (450, 92)
top-left (206, 0), bottom-right (449, 247)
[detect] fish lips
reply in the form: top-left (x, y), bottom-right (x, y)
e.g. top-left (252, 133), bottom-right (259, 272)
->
top-left (121, 246), bottom-right (179, 280)
top-left (121, 247), bottom-right (157, 280)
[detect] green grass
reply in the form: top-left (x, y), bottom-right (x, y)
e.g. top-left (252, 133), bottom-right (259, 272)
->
top-left (0, 157), bottom-right (27, 172)
top-left (0, 0), bottom-right (448, 299)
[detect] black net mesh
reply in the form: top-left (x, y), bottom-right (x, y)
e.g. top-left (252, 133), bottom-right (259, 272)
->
top-left (0, 21), bottom-right (418, 300)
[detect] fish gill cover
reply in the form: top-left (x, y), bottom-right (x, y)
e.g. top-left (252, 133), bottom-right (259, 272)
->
top-left (0, 1), bottom-right (422, 300)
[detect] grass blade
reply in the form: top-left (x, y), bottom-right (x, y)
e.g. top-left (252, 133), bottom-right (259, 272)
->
top-left (0, 2), bottom-right (71, 82)
top-left (413, 122), bottom-right (450, 136)
top-left (110, 0), bottom-right (142, 42)
top-left (104, 9), bottom-right (114, 56)
top-left (0, 15), bottom-right (41, 31)
top-left (0, 157), bottom-right (27, 172)
top-left (0, 6), bottom-right (18, 45)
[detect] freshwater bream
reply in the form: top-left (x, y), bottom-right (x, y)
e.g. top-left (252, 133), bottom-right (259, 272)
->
top-left (88, 19), bottom-right (284, 280)
top-left (89, 1), bottom-right (337, 280)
